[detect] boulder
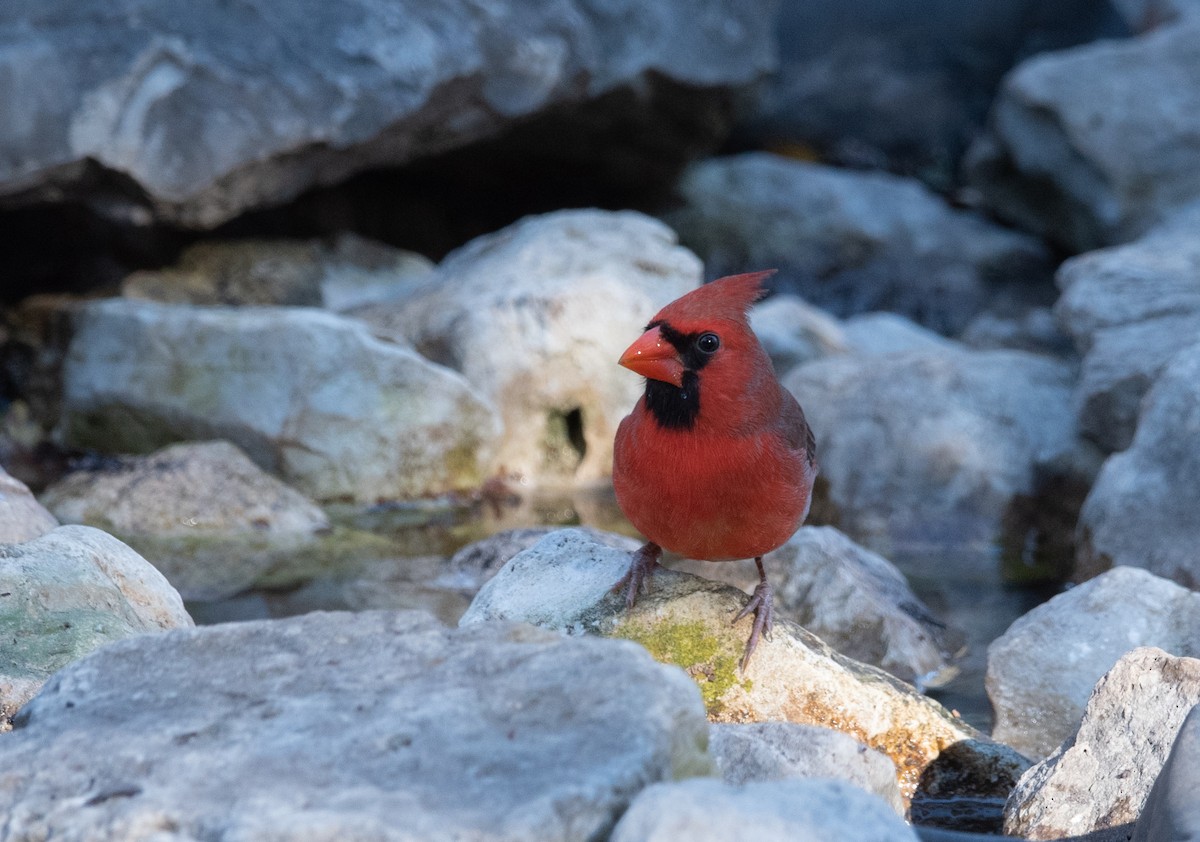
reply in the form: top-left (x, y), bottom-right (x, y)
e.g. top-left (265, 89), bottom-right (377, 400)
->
top-left (0, 0), bottom-right (776, 228)
top-left (987, 567), bottom-right (1200, 761)
top-left (842, 312), bottom-right (957, 356)
top-left (967, 21), bottom-right (1200, 251)
top-left (58, 299), bottom-right (501, 502)
top-left (1133, 703), bottom-right (1200, 842)
top-left (461, 529), bottom-right (1030, 813)
top-left (1055, 205), bottom-right (1200, 452)
top-left (0, 463), bottom-right (57, 543)
top-left (782, 347), bottom-right (1076, 551)
top-left (747, 293), bottom-right (849, 375)
top-left (352, 209), bottom-right (700, 485)
top-left (39, 440), bottom-right (331, 600)
top-left (120, 235), bottom-right (434, 309)
top-left (710, 722), bottom-right (904, 815)
top-left (1004, 648), bottom-right (1200, 839)
top-left (0, 525), bottom-right (191, 730)
top-left (665, 153), bottom-right (1050, 333)
top-left (0, 611), bottom-right (711, 840)
top-left (1076, 343), bottom-right (1200, 587)
top-left (611, 778), bottom-right (918, 842)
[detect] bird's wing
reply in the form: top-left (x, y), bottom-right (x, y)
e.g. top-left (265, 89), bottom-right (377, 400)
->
top-left (777, 388), bottom-right (817, 472)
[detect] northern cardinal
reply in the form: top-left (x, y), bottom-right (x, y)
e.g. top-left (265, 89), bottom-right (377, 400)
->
top-left (612, 270), bottom-right (818, 670)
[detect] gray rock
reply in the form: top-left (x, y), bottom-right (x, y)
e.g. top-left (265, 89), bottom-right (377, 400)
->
top-left (0, 0), bottom-right (776, 228)
top-left (611, 778), bottom-right (918, 842)
top-left (0, 610), bottom-right (711, 841)
top-left (0, 463), bottom-right (57, 543)
top-left (737, 0), bottom-right (1129, 186)
top-left (782, 347), bottom-right (1076, 551)
top-left (461, 529), bottom-right (1030, 808)
top-left (352, 209), bottom-right (700, 485)
top-left (119, 235), bottom-right (433, 310)
top-left (1134, 703), bottom-right (1200, 842)
top-left (0, 525), bottom-right (191, 731)
top-left (968, 21), bottom-right (1200, 251)
top-left (748, 293), bottom-right (849, 375)
top-left (58, 299), bottom-right (501, 502)
top-left (1004, 647), bottom-right (1200, 839)
top-left (39, 440), bottom-right (331, 601)
top-left (1077, 343), bottom-right (1200, 586)
top-left (710, 722), bottom-right (904, 815)
top-left (665, 152), bottom-right (1050, 333)
top-left (988, 567), bottom-right (1200, 761)
top-left (1055, 205), bottom-right (1200, 452)
top-left (767, 526), bottom-right (956, 689)
top-left (959, 307), bottom-right (1072, 355)
top-left (843, 312), bottom-right (958, 356)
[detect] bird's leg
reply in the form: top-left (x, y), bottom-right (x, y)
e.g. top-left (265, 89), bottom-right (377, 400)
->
top-left (612, 542), bottom-right (662, 609)
top-left (732, 556), bottom-right (774, 671)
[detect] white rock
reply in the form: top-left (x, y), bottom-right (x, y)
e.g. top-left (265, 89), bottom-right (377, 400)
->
top-left (748, 293), bottom-right (848, 374)
top-left (0, 463), bottom-right (57, 544)
top-left (987, 567), bottom-right (1200, 760)
top-left (611, 778), bottom-right (918, 842)
top-left (843, 312), bottom-right (957, 356)
top-left (1004, 647), bottom-right (1200, 839)
top-left (59, 299), bottom-right (501, 502)
top-left (354, 209), bottom-right (701, 485)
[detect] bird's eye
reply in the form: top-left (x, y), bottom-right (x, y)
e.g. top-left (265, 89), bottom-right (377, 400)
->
top-left (696, 333), bottom-right (720, 354)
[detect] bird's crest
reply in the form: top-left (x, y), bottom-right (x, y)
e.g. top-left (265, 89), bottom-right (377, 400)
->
top-left (656, 270), bottom-right (775, 325)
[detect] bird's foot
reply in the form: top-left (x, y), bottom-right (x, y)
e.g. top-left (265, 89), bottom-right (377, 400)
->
top-left (612, 542), bottom-right (662, 609)
top-left (732, 580), bottom-right (774, 672)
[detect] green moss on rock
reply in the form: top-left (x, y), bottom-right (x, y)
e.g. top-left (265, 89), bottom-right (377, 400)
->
top-left (613, 618), bottom-right (750, 714)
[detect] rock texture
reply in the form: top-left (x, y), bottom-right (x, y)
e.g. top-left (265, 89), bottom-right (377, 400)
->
top-left (968, 21), bottom-right (1200, 250)
top-left (710, 722), bottom-right (904, 815)
top-left (0, 464), bottom-right (58, 543)
top-left (0, 525), bottom-right (192, 730)
top-left (610, 778), bottom-right (918, 842)
top-left (666, 153), bottom-right (1049, 333)
top-left (40, 440), bottom-right (331, 600)
top-left (58, 299), bottom-right (501, 502)
top-left (1004, 648), bottom-right (1200, 839)
top-left (0, 0), bottom-right (776, 227)
top-left (353, 210), bottom-right (700, 484)
top-left (0, 610), bottom-right (711, 841)
top-left (1133, 702), bottom-right (1200, 842)
top-left (461, 529), bottom-right (1029, 808)
top-left (747, 293), bottom-right (849, 375)
top-left (1076, 341), bottom-right (1200, 588)
top-left (1055, 205), bottom-right (1200, 453)
top-left (783, 347), bottom-right (1075, 551)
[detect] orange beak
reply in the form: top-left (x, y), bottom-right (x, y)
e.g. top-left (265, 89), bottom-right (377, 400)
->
top-left (618, 325), bottom-right (684, 388)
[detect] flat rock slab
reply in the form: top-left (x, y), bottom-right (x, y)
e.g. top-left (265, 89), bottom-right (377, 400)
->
top-left (461, 529), bottom-right (1029, 808)
top-left (0, 0), bottom-right (775, 227)
top-left (0, 611), bottom-right (711, 842)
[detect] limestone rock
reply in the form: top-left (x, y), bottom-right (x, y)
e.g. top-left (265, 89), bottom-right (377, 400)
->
top-left (1133, 703), bottom-right (1200, 842)
top-left (987, 567), bottom-right (1200, 761)
top-left (1004, 648), bottom-right (1200, 839)
top-left (0, 0), bottom-right (776, 228)
top-left (611, 778), bottom-right (918, 842)
top-left (0, 611), bottom-right (711, 841)
top-left (842, 312), bottom-right (957, 356)
top-left (0, 525), bottom-right (191, 730)
top-left (968, 22), bottom-right (1200, 250)
top-left (748, 293), bottom-right (848, 375)
top-left (1055, 205), bottom-right (1200, 452)
top-left (783, 347), bottom-right (1075, 551)
top-left (461, 529), bottom-right (1030, 808)
top-left (58, 299), bottom-right (501, 502)
top-left (40, 440), bottom-right (331, 600)
top-left (666, 152), bottom-right (1050, 333)
top-left (1076, 343), bottom-right (1200, 587)
top-left (352, 209), bottom-right (700, 485)
top-left (0, 463), bottom-right (57, 544)
top-left (710, 722), bottom-right (904, 816)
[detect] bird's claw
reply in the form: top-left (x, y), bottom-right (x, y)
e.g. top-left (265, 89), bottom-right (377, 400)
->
top-left (732, 581), bottom-right (774, 672)
top-left (612, 543), bottom-right (662, 610)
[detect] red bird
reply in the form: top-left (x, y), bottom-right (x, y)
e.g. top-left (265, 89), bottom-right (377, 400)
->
top-left (612, 270), bottom-right (818, 670)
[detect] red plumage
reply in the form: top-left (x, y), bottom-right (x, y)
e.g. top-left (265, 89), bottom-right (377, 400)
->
top-left (611, 270), bottom-right (818, 669)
